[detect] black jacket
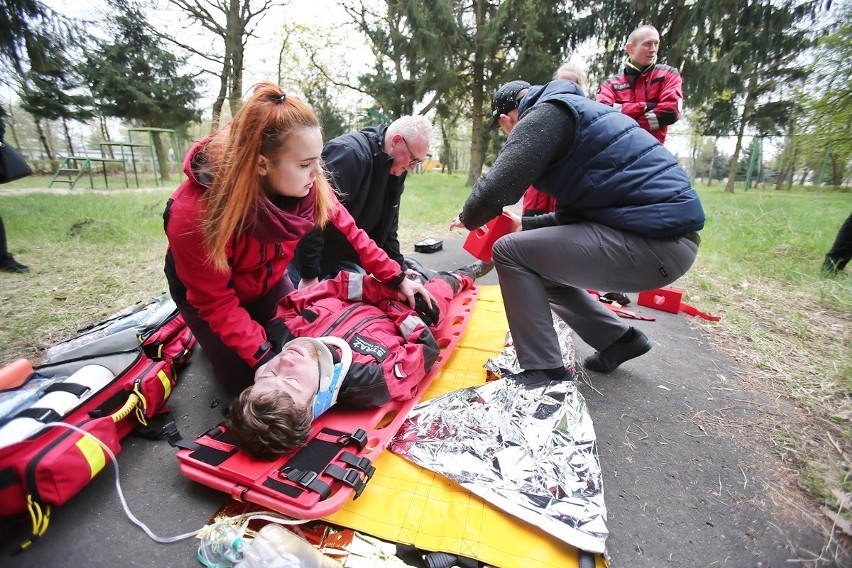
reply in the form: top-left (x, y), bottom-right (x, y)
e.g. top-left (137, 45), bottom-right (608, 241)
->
top-left (295, 124), bottom-right (406, 279)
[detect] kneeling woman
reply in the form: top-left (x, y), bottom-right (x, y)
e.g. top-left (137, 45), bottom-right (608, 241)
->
top-left (164, 82), bottom-right (430, 395)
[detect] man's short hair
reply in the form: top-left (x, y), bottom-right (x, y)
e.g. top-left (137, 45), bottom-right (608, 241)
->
top-left (627, 24), bottom-right (659, 46)
top-left (386, 115), bottom-right (433, 145)
top-left (227, 386), bottom-right (312, 460)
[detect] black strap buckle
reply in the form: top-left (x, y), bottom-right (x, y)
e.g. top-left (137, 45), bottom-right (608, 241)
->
top-left (324, 464), bottom-right (368, 498)
top-left (284, 468), bottom-right (331, 500)
top-left (339, 451), bottom-right (376, 478)
top-left (163, 419), bottom-right (198, 451)
top-left (338, 428), bottom-right (368, 451)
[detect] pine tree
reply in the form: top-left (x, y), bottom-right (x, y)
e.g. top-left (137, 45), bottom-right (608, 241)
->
top-left (81, 5), bottom-right (201, 180)
top-left (347, 0), bottom-right (571, 185)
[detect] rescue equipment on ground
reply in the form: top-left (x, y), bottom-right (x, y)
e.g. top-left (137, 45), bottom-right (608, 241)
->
top-left (637, 286), bottom-right (721, 321)
top-left (0, 294), bottom-right (196, 550)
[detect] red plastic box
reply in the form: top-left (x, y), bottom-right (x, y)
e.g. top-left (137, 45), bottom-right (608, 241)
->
top-left (463, 212), bottom-right (514, 263)
top-left (637, 286), bottom-right (684, 314)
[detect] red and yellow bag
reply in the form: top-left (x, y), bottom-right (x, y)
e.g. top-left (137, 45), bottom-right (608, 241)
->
top-left (0, 297), bottom-right (196, 548)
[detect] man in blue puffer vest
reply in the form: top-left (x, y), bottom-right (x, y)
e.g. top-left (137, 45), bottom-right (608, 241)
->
top-left (451, 79), bottom-right (705, 380)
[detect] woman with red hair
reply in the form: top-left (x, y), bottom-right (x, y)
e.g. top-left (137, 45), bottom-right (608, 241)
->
top-left (164, 82), bottom-right (429, 394)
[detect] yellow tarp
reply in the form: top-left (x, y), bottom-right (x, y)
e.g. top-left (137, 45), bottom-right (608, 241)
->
top-left (325, 286), bottom-right (606, 568)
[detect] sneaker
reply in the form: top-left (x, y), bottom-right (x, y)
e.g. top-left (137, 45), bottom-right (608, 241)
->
top-left (453, 260), bottom-right (494, 280)
top-left (0, 255), bottom-right (29, 273)
top-left (584, 327), bottom-right (651, 373)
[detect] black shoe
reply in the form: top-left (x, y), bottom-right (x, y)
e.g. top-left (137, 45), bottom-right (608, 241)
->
top-left (0, 255), bottom-right (29, 273)
top-left (584, 328), bottom-right (651, 373)
top-left (510, 367), bottom-right (573, 384)
top-left (602, 292), bottom-right (630, 306)
top-left (454, 260), bottom-right (494, 280)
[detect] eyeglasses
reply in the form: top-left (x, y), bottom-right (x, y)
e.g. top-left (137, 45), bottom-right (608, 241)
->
top-left (401, 137), bottom-right (424, 168)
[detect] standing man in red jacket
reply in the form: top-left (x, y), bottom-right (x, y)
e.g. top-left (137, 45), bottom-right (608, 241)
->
top-left (595, 25), bottom-right (683, 145)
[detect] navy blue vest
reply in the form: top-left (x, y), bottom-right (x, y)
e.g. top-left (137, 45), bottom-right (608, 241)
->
top-left (518, 80), bottom-right (704, 238)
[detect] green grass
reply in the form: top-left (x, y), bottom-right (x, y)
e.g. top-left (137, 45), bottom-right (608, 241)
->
top-left (1, 173), bottom-right (850, 528)
top-left (0, 172), bottom-right (177, 191)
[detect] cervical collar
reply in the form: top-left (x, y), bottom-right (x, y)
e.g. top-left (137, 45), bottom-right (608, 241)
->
top-left (279, 336), bottom-right (352, 420)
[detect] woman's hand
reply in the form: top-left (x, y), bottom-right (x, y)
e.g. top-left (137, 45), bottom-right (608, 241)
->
top-left (397, 276), bottom-right (434, 310)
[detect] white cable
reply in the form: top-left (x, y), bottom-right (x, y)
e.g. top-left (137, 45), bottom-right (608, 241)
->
top-left (36, 422), bottom-right (307, 545)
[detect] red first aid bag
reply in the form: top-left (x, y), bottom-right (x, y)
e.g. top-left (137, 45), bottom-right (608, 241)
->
top-left (0, 295), bottom-right (196, 547)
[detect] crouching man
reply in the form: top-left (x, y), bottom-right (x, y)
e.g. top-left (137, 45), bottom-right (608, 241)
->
top-left (227, 260), bottom-right (490, 459)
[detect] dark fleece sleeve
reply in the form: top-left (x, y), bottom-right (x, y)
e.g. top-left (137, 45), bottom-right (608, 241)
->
top-left (460, 102), bottom-right (575, 230)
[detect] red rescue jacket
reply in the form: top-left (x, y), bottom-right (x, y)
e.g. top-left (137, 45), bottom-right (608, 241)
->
top-left (164, 138), bottom-right (404, 369)
top-left (266, 272), bottom-right (466, 408)
top-left (595, 62), bottom-right (683, 144)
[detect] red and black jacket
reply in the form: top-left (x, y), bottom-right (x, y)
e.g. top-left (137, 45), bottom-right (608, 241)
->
top-left (595, 62), bottom-right (683, 144)
top-left (265, 271), bottom-right (466, 408)
top-left (163, 138), bottom-right (405, 370)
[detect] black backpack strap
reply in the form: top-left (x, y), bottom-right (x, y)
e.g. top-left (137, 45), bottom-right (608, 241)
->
top-left (14, 407), bottom-right (62, 423)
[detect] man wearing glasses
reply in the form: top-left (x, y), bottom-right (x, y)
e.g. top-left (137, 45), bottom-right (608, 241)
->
top-left (289, 115), bottom-right (433, 288)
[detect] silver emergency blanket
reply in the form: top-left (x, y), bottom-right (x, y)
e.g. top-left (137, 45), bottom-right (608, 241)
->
top-left (484, 312), bottom-right (576, 380)
top-left (389, 378), bottom-right (608, 554)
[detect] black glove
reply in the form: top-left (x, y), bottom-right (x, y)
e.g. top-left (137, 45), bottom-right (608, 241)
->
top-left (645, 102), bottom-right (657, 112)
top-left (413, 293), bottom-right (440, 327)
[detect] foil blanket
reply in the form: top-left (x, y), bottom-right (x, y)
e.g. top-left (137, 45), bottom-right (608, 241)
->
top-left (484, 312), bottom-right (576, 380)
top-left (389, 378), bottom-right (607, 554)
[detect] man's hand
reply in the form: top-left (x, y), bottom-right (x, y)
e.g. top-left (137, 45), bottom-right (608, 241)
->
top-left (449, 215), bottom-right (466, 231)
top-left (504, 210), bottom-right (523, 232)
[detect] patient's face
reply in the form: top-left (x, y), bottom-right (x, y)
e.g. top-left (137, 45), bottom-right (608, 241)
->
top-left (252, 338), bottom-right (320, 407)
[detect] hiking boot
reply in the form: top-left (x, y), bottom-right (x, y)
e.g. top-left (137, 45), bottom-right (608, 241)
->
top-left (453, 260), bottom-right (494, 280)
top-left (0, 255), bottom-right (29, 273)
top-left (584, 327), bottom-right (651, 373)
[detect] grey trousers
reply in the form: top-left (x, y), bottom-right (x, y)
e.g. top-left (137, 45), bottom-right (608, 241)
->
top-left (491, 222), bottom-right (699, 370)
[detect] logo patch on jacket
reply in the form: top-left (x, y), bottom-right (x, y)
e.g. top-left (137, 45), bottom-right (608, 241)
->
top-left (351, 334), bottom-right (389, 362)
top-left (613, 83), bottom-right (632, 91)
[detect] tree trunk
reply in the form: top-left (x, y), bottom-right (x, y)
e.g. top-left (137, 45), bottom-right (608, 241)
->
top-left (99, 115), bottom-right (114, 158)
top-left (148, 119), bottom-right (170, 182)
top-left (725, 75), bottom-right (758, 194)
top-left (35, 118), bottom-right (55, 167)
top-left (226, 0), bottom-right (244, 116)
top-left (465, 0), bottom-right (487, 187)
top-left (440, 120), bottom-right (453, 175)
top-left (786, 144), bottom-right (799, 190)
top-left (706, 136), bottom-right (718, 186)
top-left (62, 118), bottom-right (75, 157)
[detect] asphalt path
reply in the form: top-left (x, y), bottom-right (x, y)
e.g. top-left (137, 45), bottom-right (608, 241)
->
top-left (0, 237), bottom-right (838, 567)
